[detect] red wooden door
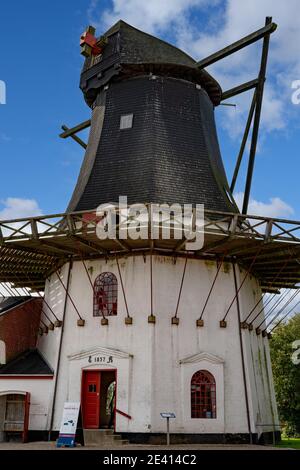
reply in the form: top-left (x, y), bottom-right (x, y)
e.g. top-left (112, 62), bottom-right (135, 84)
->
top-left (82, 371), bottom-right (101, 428)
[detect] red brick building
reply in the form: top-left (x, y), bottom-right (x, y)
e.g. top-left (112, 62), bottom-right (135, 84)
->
top-left (0, 297), bottom-right (42, 364)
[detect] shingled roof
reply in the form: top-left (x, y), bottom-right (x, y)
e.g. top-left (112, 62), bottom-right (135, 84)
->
top-left (0, 296), bottom-right (31, 315)
top-left (0, 349), bottom-right (53, 375)
top-left (80, 20), bottom-right (222, 106)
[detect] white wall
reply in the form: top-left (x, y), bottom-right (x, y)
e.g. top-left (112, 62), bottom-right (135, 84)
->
top-left (237, 269), bottom-right (279, 434)
top-left (0, 341), bottom-right (5, 365)
top-left (0, 380), bottom-right (52, 431)
top-left (37, 255), bottom-right (278, 436)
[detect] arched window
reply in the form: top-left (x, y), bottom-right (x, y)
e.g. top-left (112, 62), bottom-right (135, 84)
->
top-left (191, 370), bottom-right (216, 419)
top-left (93, 272), bottom-right (118, 317)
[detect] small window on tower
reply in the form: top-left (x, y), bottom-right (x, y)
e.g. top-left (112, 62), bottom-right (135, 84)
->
top-left (120, 114), bottom-right (134, 130)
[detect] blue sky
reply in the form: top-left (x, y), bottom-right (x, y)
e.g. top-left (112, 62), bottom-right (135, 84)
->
top-left (0, 0), bottom-right (299, 220)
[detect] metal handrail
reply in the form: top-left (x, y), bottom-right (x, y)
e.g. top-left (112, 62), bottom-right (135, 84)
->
top-left (116, 409), bottom-right (132, 420)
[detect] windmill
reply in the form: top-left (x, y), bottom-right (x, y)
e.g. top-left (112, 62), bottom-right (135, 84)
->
top-left (1, 17), bottom-right (297, 446)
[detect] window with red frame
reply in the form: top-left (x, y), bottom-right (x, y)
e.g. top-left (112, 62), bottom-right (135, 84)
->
top-left (191, 370), bottom-right (216, 419)
top-left (93, 272), bottom-right (118, 316)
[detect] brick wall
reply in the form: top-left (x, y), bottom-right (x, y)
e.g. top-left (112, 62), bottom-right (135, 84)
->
top-left (0, 298), bottom-right (42, 363)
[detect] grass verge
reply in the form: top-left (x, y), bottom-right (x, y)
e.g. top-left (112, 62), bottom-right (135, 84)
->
top-left (276, 438), bottom-right (300, 449)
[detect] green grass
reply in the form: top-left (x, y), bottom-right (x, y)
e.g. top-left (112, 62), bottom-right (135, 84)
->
top-left (276, 438), bottom-right (300, 449)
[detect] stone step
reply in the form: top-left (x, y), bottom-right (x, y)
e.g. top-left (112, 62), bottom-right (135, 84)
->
top-left (119, 440), bottom-right (129, 445)
top-left (94, 428), bottom-right (114, 435)
top-left (83, 429), bottom-right (128, 447)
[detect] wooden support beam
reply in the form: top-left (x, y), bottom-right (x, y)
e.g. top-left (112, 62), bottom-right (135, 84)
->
top-left (0, 275), bottom-right (44, 281)
top-left (230, 91), bottom-right (256, 192)
top-left (242, 17), bottom-right (273, 214)
top-left (11, 281), bottom-right (44, 287)
top-left (229, 214), bottom-right (239, 235)
top-left (174, 237), bottom-right (187, 252)
top-left (60, 125), bottom-right (87, 149)
top-left (66, 214), bottom-right (76, 234)
top-left (258, 275), bottom-right (300, 281)
top-left (44, 259), bottom-right (67, 281)
top-left (59, 120), bottom-right (91, 138)
top-left (222, 78), bottom-right (259, 101)
top-left (34, 239), bottom-right (79, 256)
top-left (198, 236), bottom-right (231, 254)
top-left (261, 287), bottom-right (280, 294)
top-left (255, 260), bottom-right (298, 275)
top-left (228, 240), bottom-right (291, 259)
top-left (69, 235), bottom-right (108, 255)
top-left (114, 238), bottom-right (131, 252)
top-left (0, 265), bottom-right (51, 275)
top-left (195, 20), bottom-right (277, 69)
top-left (261, 281), bottom-right (297, 288)
top-left (237, 253), bottom-right (288, 264)
top-left (5, 242), bottom-right (63, 259)
top-left (233, 244), bottom-right (297, 259)
top-left (30, 219), bottom-right (39, 240)
top-left (0, 252), bottom-right (52, 264)
top-left (255, 269), bottom-right (300, 276)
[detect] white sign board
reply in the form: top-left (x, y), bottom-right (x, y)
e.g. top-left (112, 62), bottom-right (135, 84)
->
top-left (59, 402), bottom-right (80, 435)
top-left (160, 412), bottom-right (176, 418)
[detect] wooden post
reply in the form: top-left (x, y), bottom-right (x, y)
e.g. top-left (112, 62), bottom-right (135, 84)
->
top-left (242, 17), bottom-right (273, 214)
top-left (166, 417), bottom-right (170, 446)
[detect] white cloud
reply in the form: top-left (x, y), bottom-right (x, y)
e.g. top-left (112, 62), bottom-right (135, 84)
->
top-left (176, 0), bottom-right (300, 136)
top-left (89, 0), bottom-right (218, 35)
top-left (89, 0), bottom-right (300, 139)
top-left (0, 198), bottom-right (43, 220)
top-left (234, 192), bottom-right (294, 218)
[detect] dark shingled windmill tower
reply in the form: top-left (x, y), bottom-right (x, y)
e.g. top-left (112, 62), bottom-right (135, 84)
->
top-left (67, 20), bottom-right (238, 213)
top-left (4, 18), bottom-right (295, 446)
